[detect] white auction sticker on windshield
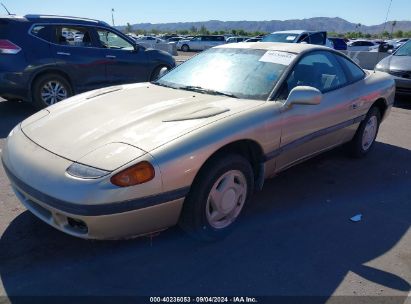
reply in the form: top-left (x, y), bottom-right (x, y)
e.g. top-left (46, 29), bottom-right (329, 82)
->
top-left (259, 51), bottom-right (297, 65)
top-left (286, 36), bottom-right (297, 41)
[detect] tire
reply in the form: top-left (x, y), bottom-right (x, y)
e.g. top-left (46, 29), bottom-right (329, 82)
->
top-left (348, 106), bottom-right (382, 158)
top-left (32, 73), bottom-right (73, 109)
top-left (179, 154), bottom-right (254, 241)
top-left (150, 65), bottom-right (168, 82)
top-left (181, 44), bottom-right (190, 52)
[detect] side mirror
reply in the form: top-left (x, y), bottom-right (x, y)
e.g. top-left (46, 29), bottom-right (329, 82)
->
top-left (286, 86), bottom-right (322, 107)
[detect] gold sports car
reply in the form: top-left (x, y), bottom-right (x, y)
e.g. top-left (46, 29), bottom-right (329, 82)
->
top-left (2, 43), bottom-right (395, 241)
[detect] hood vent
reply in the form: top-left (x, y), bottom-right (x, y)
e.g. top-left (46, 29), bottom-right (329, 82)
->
top-left (163, 107), bottom-right (230, 122)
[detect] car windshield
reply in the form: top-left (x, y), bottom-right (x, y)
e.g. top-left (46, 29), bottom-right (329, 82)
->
top-left (154, 48), bottom-right (292, 100)
top-left (395, 40), bottom-right (411, 56)
top-left (262, 33), bottom-right (298, 43)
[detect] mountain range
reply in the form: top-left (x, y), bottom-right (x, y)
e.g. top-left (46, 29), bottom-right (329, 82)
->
top-left (117, 17), bottom-right (411, 34)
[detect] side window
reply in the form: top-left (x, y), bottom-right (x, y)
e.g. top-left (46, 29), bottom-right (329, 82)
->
top-left (336, 55), bottom-right (365, 82)
top-left (96, 29), bottom-right (134, 50)
top-left (352, 41), bottom-right (361, 46)
top-left (309, 32), bottom-right (326, 45)
top-left (285, 51), bottom-right (348, 95)
top-left (31, 25), bottom-right (53, 42)
top-left (297, 34), bottom-right (309, 43)
top-left (56, 26), bottom-right (94, 47)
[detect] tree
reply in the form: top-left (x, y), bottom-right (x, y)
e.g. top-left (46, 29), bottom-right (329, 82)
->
top-left (231, 29), bottom-right (238, 36)
top-left (394, 30), bottom-right (403, 38)
top-left (190, 26), bottom-right (198, 34)
top-left (199, 25), bottom-right (209, 35)
top-left (125, 22), bottom-right (133, 33)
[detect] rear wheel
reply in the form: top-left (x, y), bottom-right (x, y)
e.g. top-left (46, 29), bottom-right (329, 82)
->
top-left (348, 106), bottom-right (381, 158)
top-left (179, 154), bottom-right (254, 241)
top-left (181, 44), bottom-right (190, 52)
top-left (32, 73), bottom-right (73, 109)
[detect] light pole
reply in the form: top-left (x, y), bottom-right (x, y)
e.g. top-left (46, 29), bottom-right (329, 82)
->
top-left (111, 8), bottom-right (115, 26)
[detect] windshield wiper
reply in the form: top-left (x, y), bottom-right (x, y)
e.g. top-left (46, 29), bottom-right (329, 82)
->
top-left (177, 86), bottom-right (239, 98)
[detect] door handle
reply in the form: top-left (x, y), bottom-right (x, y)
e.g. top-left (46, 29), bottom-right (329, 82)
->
top-left (57, 52), bottom-right (71, 56)
top-left (106, 55), bottom-right (116, 59)
top-left (352, 104), bottom-right (359, 110)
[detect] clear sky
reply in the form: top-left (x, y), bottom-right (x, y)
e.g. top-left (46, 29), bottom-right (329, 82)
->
top-left (2, 0), bottom-right (410, 26)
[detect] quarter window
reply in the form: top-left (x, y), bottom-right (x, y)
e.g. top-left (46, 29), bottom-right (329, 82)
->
top-left (31, 25), bottom-right (53, 42)
top-left (336, 55), bottom-right (365, 82)
top-left (285, 51), bottom-right (348, 95)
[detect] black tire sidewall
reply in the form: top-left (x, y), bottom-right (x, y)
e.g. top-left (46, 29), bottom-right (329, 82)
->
top-left (33, 74), bottom-right (73, 109)
top-left (181, 44), bottom-right (189, 52)
top-left (180, 154), bottom-right (254, 241)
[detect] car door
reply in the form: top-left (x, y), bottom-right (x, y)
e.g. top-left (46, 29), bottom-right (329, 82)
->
top-left (96, 28), bottom-right (151, 84)
top-left (308, 32), bottom-right (327, 45)
top-left (191, 36), bottom-right (201, 50)
top-left (275, 51), bottom-right (354, 171)
top-left (50, 25), bottom-right (107, 93)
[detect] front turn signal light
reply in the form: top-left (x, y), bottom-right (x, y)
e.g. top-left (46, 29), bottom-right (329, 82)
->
top-left (111, 161), bottom-right (155, 187)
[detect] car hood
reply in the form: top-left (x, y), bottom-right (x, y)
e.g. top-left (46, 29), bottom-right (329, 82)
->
top-left (388, 55), bottom-right (411, 71)
top-left (21, 83), bottom-right (265, 169)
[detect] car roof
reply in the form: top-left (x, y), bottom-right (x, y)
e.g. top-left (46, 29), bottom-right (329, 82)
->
top-left (216, 42), bottom-right (330, 54)
top-left (1, 14), bottom-right (110, 26)
top-left (270, 30), bottom-right (309, 35)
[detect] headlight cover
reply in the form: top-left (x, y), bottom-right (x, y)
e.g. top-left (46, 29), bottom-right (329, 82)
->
top-left (375, 62), bottom-right (390, 73)
top-left (66, 163), bottom-right (110, 179)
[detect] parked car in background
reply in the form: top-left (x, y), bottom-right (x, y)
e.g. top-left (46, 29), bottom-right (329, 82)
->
top-left (0, 15), bottom-right (175, 108)
top-left (166, 37), bottom-right (184, 43)
top-left (2, 43), bottom-right (394, 241)
top-left (262, 30), bottom-right (333, 48)
top-left (375, 39), bottom-right (411, 95)
top-left (177, 35), bottom-right (226, 52)
top-left (328, 37), bottom-right (348, 50)
top-left (347, 40), bottom-right (379, 51)
top-left (226, 37), bottom-right (248, 43)
top-left (135, 36), bottom-right (165, 48)
top-left (245, 37), bottom-right (262, 42)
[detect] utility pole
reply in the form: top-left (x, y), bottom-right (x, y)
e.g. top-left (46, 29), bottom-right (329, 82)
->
top-left (111, 8), bottom-right (115, 26)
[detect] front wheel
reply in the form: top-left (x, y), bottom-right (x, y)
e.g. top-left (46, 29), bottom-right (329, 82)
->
top-left (150, 65), bottom-right (169, 81)
top-left (32, 73), bottom-right (73, 109)
top-left (181, 44), bottom-right (190, 52)
top-left (179, 154), bottom-right (254, 241)
top-left (348, 106), bottom-right (381, 158)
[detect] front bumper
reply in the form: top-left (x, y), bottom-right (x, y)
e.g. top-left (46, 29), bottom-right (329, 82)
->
top-left (2, 125), bottom-right (187, 239)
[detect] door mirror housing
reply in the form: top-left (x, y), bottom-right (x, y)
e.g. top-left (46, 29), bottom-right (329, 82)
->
top-left (133, 43), bottom-right (144, 52)
top-left (286, 86), bottom-right (322, 107)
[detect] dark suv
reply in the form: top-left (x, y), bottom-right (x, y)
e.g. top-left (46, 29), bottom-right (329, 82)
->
top-left (0, 15), bottom-right (176, 108)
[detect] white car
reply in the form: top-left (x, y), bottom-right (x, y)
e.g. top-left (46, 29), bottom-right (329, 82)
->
top-left (135, 36), bottom-right (165, 48)
top-left (177, 35), bottom-right (226, 52)
top-left (347, 40), bottom-right (379, 52)
top-left (262, 30), bottom-right (334, 48)
top-left (226, 37), bottom-right (248, 44)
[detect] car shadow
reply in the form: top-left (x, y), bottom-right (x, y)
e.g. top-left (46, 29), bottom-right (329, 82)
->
top-left (0, 142), bottom-right (410, 300)
top-left (0, 101), bottom-right (35, 139)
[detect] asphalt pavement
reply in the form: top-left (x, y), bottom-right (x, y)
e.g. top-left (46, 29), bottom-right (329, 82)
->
top-left (0, 97), bottom-right (410, 302)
